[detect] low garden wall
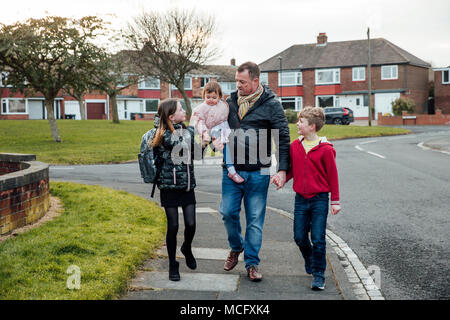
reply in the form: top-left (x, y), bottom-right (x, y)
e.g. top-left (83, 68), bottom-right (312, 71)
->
top-left (0, 153), bottom-right (50, 235)
top-left (378, 109), bottom-right (450, 126)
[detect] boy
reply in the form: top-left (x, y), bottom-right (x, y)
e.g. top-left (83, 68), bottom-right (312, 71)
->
top-left (271, 106), bottom-right (341, 290)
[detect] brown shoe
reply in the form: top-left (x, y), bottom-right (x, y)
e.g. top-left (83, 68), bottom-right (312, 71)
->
top-left (247, 266), bottom-right (262, 282)
top-left (224, 249), bottom-right (243, 271)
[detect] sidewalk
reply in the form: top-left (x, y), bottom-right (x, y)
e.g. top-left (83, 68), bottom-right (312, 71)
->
top-left (122, 190), bottom-right (355, 300)
top-left (423, 137), bottom-right (450, 153)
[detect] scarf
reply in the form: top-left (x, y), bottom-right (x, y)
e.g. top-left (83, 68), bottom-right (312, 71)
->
top-left (237, 84), bottom-right (264, 120)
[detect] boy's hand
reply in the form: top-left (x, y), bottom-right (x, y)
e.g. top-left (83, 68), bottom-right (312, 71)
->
top-left (270, 174), bottom-right (281, 189)
top-left (331, 205), bottom-right (341, 215)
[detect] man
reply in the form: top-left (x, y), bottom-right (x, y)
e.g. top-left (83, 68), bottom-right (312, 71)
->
top-left (215, 61), bottom-right (290, 281)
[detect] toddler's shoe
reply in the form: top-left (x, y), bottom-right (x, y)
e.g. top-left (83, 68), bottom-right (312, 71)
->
top-left (228, 172), bottom-right (244, 184)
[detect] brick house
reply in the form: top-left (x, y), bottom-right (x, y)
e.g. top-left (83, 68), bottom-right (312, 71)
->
top-left (0, 59), bottom-right (237, 120)
top-left (433, 66), bottom-right (450, 114)
top-left (259, 33), bottom-right (431, 119)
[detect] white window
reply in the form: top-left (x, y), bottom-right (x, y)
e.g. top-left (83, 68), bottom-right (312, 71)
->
top-left (138, 76), bottom-right (160, 89)
top-left (279, 71), bottom-right (302, 86)
top-left (219, 82), bottom-right (236, 95)
top-left (144, 99), bottom-right (159, 113)
top-left (316, 95), bottom-right (338, 108)
top-left (1, 98), bottom-right (27, 114)
top-left (200, 77), bottom-right (210, 88)
top-left (171, 77), bottom-right (192, 90)
top-left (259, 72), bottom-right (269, 85)
top-left (315, 68), bottom-right (340, 85)
top-left (281, 96), bottom-right (303, 111)
top-left (442, 69), bottom-right (450, 84)
top-left (352, 67), bottom-right (365, 81)
top-left (381, 65), bottom-right (398, 80)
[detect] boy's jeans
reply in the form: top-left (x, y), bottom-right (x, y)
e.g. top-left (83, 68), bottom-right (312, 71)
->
top-left (293, 192), bottom-right (329, 277)
top-left (219, 169), bottom-right (270, 269)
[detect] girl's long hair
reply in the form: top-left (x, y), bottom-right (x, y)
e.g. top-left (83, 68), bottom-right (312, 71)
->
top-left (152, 98), bottom-right (178, 148)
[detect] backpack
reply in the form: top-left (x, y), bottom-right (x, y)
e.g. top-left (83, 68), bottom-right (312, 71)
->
top-left (138, 128), bottom-right (159, 197)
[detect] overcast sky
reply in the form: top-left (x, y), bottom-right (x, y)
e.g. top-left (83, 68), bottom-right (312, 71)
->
top-left (2, 0), bottom-right (449, 67)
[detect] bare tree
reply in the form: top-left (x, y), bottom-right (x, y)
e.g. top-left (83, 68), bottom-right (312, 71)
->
top-left (0, 16), bottom-right (106, 141)
top-left (124, 8), bottom-right (219, 116)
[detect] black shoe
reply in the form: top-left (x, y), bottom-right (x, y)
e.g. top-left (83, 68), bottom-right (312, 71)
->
top-left (181, 244), bottom-right (197, 270)
top-left (169, 261), bottom-right (180, 281)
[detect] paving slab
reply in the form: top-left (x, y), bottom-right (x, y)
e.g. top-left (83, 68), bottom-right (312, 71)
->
top-left (131, 272), bottom-right (240, 292)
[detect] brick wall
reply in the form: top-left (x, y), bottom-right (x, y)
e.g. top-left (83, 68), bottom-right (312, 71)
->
top-left (0, 153), bottom-right (50, 235)
top-left (434, 70), bottom-right (450, 114)
top-left (377, 109), bottom-right (450, 126)
top-left (0, 161), bottom-right (22, 176)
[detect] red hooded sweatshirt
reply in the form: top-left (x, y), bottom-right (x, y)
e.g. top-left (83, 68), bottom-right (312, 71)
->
top-left (286, 137), bottom-right (340, 205)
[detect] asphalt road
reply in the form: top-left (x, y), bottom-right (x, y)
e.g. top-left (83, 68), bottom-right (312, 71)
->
top-left (50, 125), bottom-right (450, 300)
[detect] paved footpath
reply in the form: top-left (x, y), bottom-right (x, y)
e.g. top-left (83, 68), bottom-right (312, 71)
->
top-left (122, 189), bottom-right (356, 300)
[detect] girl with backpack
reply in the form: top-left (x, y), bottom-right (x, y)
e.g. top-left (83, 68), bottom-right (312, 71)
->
top-left (152, 98), bottom-right (199, 281)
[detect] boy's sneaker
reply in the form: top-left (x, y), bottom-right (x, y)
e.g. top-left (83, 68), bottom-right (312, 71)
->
top-left (311, 275), bottom-right (325, 291)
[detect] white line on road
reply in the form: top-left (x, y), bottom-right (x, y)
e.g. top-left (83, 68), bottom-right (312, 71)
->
top-left (366, 151), bottom-right (386, 159)
top-left (359, 140), bottom-right (377, 145)
top-left (354, 143), bottom-right (386, 160)
top-left (417, 142), bottom-right (450, 155)
top-left (50, 167), bottom-right (75, 170)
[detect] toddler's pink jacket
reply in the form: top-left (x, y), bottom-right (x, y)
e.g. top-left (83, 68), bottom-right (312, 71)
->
top-left (189, 100), bottom-right (229, 134)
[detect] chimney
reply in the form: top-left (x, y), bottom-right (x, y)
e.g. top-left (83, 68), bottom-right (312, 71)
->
top-left (230, 58), bottom-right (236, 66)
top-left (317, 33), bottom-right (327, 45)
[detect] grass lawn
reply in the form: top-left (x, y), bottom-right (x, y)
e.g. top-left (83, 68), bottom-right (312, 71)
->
top-left (0, 182), bottom-right (166, 300)
top-left (0, 119), bottom-right (410, 164)
top-left (0, 120), bottom-right (155, 165)
top-left (289, 123), bottom-right (410, 142)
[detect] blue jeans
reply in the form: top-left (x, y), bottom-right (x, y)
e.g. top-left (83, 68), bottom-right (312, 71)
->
top-left (219, 169), bottom-right (270, 269)
top-left (293, 192), bottom-right (329, 277)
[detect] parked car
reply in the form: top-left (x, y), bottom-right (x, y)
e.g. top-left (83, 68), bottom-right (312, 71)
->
top-left (323, 107), bottom-right (354, 125)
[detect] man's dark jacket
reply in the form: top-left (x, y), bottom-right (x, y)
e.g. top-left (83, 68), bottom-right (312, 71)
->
top-left (225, 85), bottom-right (290, 172)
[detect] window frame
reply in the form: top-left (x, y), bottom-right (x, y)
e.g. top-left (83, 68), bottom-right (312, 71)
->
top-left (138, 76), bottom-right (160, 90)
top-left (219, 82), bottom-right (237, 95)
top-left (352, 67), bottom-right (366, 81)
top-left (143, 98), bottom-right (160, 113)
top-left (1, 98), bottom-right (27, 114)
top-left (315, 68), bottom-right (340, 85)
top-left (381, 65), bottom-right (398, 80)
top-left (280, 96), bottom-right (303, 111)
top-left (278, 71), bottom-right (302, 86)
top-left (442, 69), bottom-right (450, 84)
top-left (259, 72), bottom-right (269, 86)
top-left (315, 95), bottom-right (338, 108)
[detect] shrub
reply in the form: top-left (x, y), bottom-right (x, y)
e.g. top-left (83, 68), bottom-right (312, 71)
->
top-left (391, 98), bottom-right (415, 116)
top-left (285, 109), bottom-right (299, 123)
top-left (383, 112), bottom-right (392, 117)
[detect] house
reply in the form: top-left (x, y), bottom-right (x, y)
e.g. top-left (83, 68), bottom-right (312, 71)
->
top-left (433, 66), bottom-right (450, 114)
top-left (258, 33), bottom-right (431, 119)
top-left (0, 59), bottom-right (237, 120)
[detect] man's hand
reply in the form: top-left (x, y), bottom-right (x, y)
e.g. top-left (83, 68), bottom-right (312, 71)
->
top-left (270, 170), bottom-right (286, 190)
top-left (202, 131), bottom-right (211, 143)
top-left (331, 205), bottom-right (341, 215)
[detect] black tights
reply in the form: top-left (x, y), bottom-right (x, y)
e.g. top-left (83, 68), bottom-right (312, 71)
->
top-left (164, 204), bottom-right (196, 264)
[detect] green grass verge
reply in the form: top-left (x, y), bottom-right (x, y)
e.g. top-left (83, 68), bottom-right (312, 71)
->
top-left (0, 120), bottom-right (155, 165)
top-left (0, 182), bottom-right (166, 300)
top-left (289, 123), bottom-right (410, 142)
top-left (0, 120), bottom-right (409, 164)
